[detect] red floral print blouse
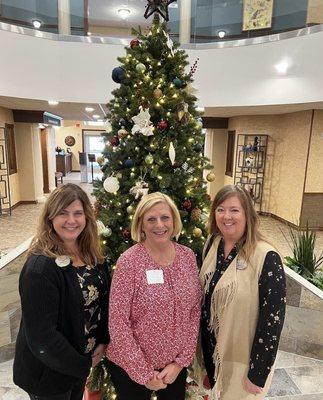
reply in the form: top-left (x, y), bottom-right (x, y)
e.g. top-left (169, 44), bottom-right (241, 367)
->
top-left (106, 242), bottom-right (202, 385)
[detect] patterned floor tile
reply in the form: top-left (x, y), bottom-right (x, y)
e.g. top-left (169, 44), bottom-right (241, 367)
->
top-left (267, 368), bottom-right (301, 397)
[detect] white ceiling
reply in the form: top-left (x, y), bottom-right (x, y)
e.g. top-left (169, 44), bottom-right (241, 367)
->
top-left (88, 0), bottom-right (154, 28)
top-left (1, 95), bottom-right (323, 122)
top-left (0, 96), bottom-right (108, 121)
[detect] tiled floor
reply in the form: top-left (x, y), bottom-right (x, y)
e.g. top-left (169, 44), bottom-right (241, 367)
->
top-left (1, 173), bottom-right (323, 260)
top-left (0, 351), bottom-right (322, 400)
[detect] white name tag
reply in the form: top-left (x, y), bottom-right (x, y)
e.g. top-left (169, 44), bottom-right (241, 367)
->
top-left (146, 269), bottom-right (164, 284)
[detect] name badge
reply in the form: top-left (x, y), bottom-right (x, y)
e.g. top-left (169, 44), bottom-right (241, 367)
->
top-left (146, 269), bottom-right (164, 284)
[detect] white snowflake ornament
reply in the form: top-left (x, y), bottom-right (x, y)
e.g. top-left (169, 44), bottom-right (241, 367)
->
top-left (131, 107), bottom-right (154, 137)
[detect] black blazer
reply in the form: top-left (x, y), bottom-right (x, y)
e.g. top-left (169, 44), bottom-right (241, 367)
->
top-left (13, 254), bottom-right (110, 396)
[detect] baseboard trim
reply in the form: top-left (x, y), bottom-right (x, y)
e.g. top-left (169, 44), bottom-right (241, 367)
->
top-left (11, 200), bottom-right (38, 210)
top-left (259, 211), bottom-right (322, 231)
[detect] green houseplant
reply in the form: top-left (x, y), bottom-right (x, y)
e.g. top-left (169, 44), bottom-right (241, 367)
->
top-left (283, 222), bottom-right (323, 289)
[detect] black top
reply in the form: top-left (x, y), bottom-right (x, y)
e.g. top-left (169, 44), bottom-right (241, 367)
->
top-left (13, 255), bottom-right (110, 396)
top-left (201, 239), bottom-right (286, 388)
top-left (76, 264), bottom-right (108, 354)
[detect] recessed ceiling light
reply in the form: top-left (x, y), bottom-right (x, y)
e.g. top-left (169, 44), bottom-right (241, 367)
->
top-left (85, 107), bottom-right (94, 112)
top-left (218, 30), bottom-right (226, 39)
top-left (93, 114), bottom-right (100, 119)
top-left (48, 100), bottom-right (59, 106)
top-left (32, 20), bottom-right (42, 29)
top-left (118, 7), bottom-right (131, 20)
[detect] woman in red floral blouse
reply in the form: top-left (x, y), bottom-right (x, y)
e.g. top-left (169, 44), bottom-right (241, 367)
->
top-left (107, 192), bottom-right (202, 400)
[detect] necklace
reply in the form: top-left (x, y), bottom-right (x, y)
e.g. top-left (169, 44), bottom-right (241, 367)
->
top-left (144, 242), bottom-right (175, 267)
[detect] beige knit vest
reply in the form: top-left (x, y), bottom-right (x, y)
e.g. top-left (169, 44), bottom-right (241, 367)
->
top-left (200, 236), bottom-right (276, 400)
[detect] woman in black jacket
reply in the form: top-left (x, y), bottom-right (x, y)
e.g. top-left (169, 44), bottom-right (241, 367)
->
top-left (13, 183), bottom-right (110, 400)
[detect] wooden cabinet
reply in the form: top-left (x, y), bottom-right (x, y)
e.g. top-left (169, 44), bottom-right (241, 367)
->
top-left (56, 153), bottom-right (72, 176)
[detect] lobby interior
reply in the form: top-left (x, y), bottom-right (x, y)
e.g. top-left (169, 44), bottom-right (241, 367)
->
top-left (0, 1), bottom-right (323, 399)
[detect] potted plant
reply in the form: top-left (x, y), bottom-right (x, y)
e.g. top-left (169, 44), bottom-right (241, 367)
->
top-left (283, 222), bottom-right (323, 289)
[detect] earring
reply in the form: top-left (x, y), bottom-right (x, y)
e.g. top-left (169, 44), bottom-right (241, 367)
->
top-left (141, 231), bottom-right (146, 240)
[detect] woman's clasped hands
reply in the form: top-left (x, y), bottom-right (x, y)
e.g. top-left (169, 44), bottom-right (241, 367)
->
top-left (145, 362), bottom-right (182, 391)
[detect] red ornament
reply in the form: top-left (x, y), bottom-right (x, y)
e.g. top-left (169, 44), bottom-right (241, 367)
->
top-left (157, 120), bottom-right (168, 131)
top-left (130, 39), bottom-right (140, 49)
top-left (183, 199), bottom-right (192, 210)
top-left (203, 375), bottom-right (211, 389)
top-left (122, 228), bottom-right (131, 239)
top-left (110, 136), bottom-right (120, 147)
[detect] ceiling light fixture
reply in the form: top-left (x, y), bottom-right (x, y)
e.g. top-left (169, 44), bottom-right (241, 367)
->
top-left (85, 107), bottom-right (94, 112)
top-left (32, 19), bottom-right (42, 29)
top-left (118, 7), bottom-right (131, 20)
top-left (48, 100), bottom-right (59, 106)
top-left (93, 114), bottom-right (100, 119)
top-left (218, 30), bottom-right (226, 39)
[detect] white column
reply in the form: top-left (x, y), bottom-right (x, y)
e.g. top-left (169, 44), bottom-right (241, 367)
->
top-left (179, 0), bottom-right (191, 44)
top-left (58, 0), bottom-right (71, 35)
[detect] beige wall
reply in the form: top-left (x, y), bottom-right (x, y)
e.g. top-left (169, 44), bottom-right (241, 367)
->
top-left (56, 121), bottom-right (105, 171)
top-left (0, 107), bottom-right (21, 206)
top-left (88, 25), bottom-right (133, 38)
top-left (228, 111), bottom-right (312, 224)
top-left (14, 123), bottom-right (45, 202)
top-left (305, 110), bottom-right (323, 193)
top-left (307, 0), bottom-right (323, 24)
top-left (205, 129), bottom-right (227, 198)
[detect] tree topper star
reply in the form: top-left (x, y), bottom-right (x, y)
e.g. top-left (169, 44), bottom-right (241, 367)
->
top-left (144, 0), bottom-right (176, 22)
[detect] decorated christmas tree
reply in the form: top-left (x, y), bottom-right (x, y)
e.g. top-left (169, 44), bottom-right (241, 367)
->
top-left (89, 5), bottom-right (214, 399)
top-left (93, 15), bottom-right (214, 269)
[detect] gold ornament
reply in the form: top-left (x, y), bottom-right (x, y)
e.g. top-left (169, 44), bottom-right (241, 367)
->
top-left (97, 155), bottom-right (105, 166)
top-left (153, 88), bottom-right (163, 99)
top-left (206, 172), bottom-right (216, 182)
top-left (191, 207), bottom-right (202, 222)
top-left (145, 154), bottom-right (154, 165)
top-left (193, 227), bottom-right (202, 238)
top-left (118, 127), bottom-right (128, 138)
top-left (126, 205), bottom-right (134, 214)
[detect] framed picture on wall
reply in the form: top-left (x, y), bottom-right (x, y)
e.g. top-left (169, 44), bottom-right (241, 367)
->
top-left (242, 0), bottom-right (274, 31)
top-left (64, 135), bottom-right (76, 146)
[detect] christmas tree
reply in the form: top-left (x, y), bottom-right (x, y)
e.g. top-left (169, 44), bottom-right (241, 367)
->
top-left (89, 6), bottom-right (213, 398)
top-left (93, 15), bottom-right (213, 269)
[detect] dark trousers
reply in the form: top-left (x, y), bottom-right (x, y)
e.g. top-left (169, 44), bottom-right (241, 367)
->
top-left (109, 361), bottom-right (187, 400)
top-left (28, 378), bottom-right (86, 400)
top-left (201, 324), bottom-right (216, 388)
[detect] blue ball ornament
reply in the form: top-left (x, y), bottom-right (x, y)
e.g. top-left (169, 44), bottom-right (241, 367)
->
top-left (112, 67), bottom-right (125, 83)
top-left (124, 158), bottom-right (134, 168)
top-left (173, 77), bottom-right (182, 88)
top-left (194, 143), bottom-right (203, 153)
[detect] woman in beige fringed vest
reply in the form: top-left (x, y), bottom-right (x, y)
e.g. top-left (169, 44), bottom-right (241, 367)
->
top-left (199, 185), bottom-right (286, 400)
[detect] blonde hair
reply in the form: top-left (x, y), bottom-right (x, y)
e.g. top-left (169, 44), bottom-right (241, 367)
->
top-left (131, 192), bottom-right (182, 242)
top-left (209, 185), bottom-right (264, 261)
top-left (28, 184), bottom-right (104, 265)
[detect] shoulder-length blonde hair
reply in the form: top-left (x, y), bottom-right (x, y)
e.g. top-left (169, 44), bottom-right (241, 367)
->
top-left (28, 183), bottom-right (104, 265)
top-left (208, 185), bottom-right (264, 261)
top-left (131, 192), bottom-right (182, 242)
